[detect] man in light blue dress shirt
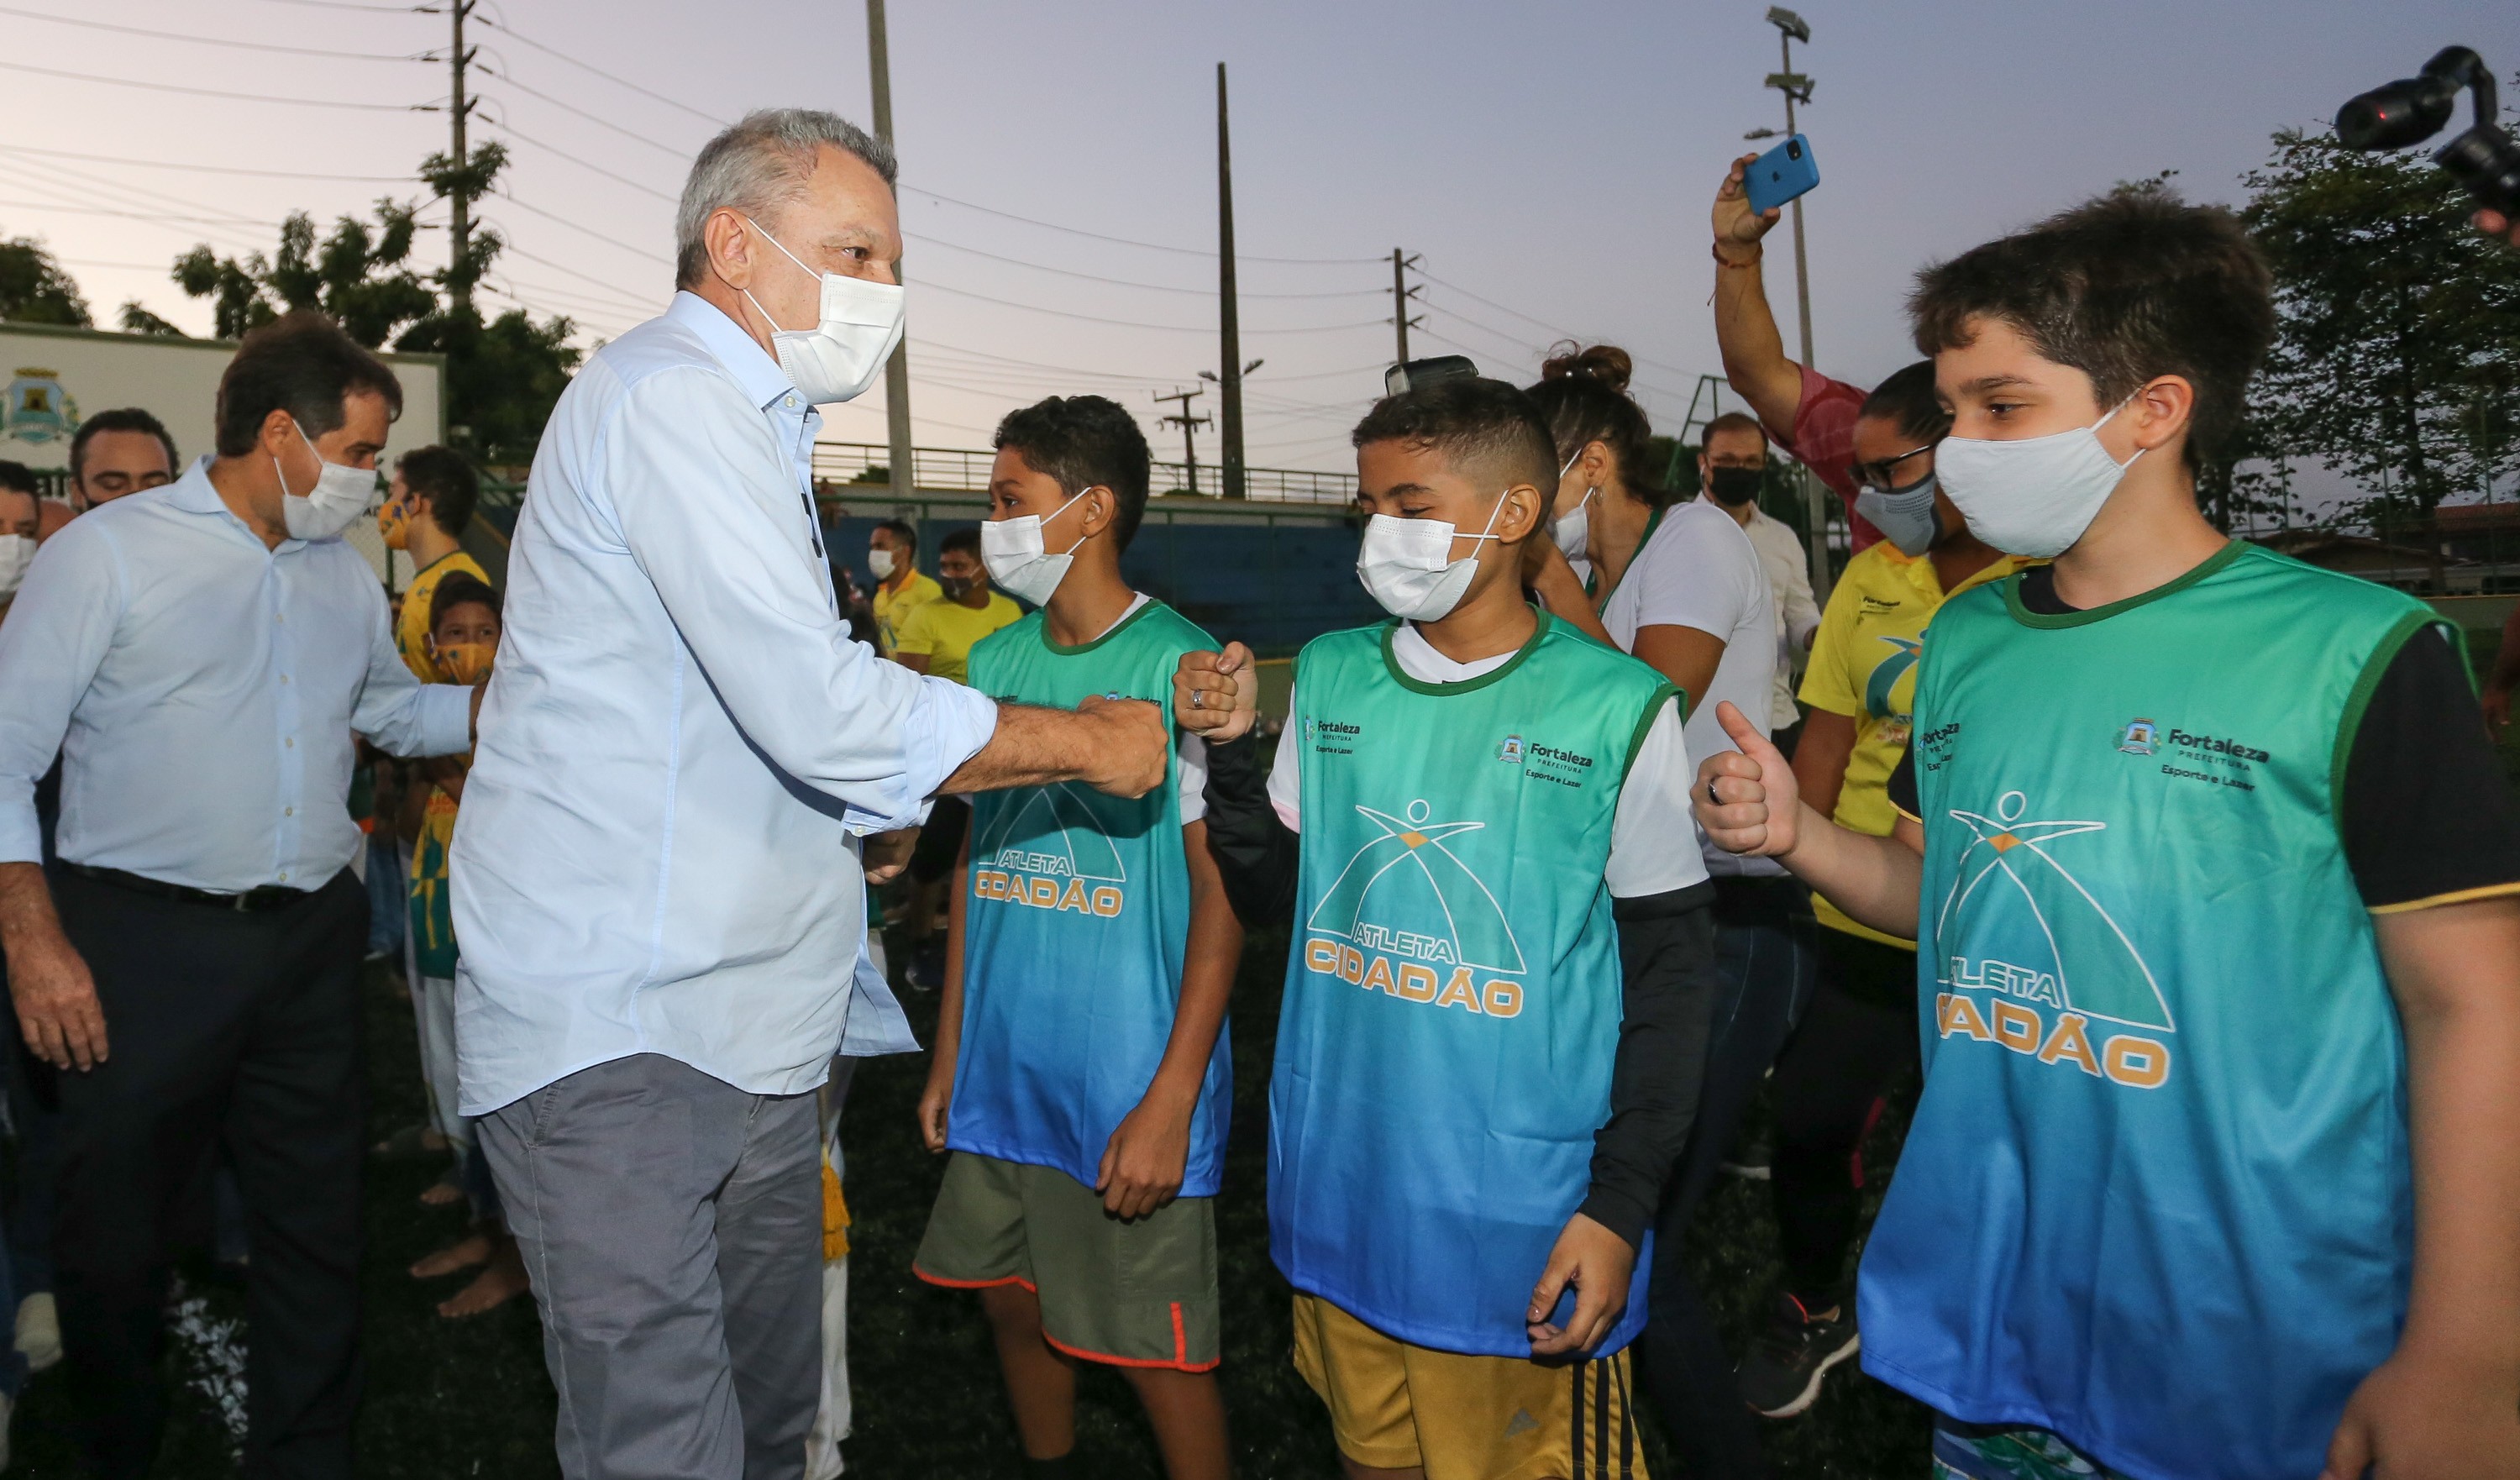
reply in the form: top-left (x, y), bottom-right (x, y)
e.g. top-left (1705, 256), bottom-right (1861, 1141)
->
top-left (0, 314), bottom-right (478, 1479)
top-left (449, 109), bottom-right (1179, 1480)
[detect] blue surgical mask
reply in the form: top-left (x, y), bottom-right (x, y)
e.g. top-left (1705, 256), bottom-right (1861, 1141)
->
top-left (1855, 470), bottom-right (1944, 558)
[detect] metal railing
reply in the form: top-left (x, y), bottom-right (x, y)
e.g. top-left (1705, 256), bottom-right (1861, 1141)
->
top-left (808, 442), bottom-right (1356, 505)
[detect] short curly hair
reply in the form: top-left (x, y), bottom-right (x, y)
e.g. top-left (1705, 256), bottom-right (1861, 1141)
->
top-left (1908, 190), bottom-right (2274, 470)
top-left (992, 395), bottom-right (1152, 551)
top-left (1352, 376), bottom-right (1557, 498)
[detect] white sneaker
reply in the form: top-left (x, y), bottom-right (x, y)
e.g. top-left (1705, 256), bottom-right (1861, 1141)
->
top-left (13, 1294), bottom-right (59, 1373)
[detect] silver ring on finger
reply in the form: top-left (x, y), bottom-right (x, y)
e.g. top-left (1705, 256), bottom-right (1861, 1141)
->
top-left (1708, 777), bottom-right (1721, 805)
top-left (1191, 690), bottom-right (1205, 709)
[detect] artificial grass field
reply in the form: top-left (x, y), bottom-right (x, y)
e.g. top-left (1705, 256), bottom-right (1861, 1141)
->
top-left (9, 920), bottom-right (1929, 1479)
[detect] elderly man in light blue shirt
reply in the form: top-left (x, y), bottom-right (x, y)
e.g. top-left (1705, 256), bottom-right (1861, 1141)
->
top-left (0, 313), bottom-right (475, 1478)
top-left (451, 108), bottom-right (1181, 1480)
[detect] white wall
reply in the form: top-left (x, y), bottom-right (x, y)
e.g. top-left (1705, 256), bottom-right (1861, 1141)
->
top-left (0, 322), bottom-right (446, 584)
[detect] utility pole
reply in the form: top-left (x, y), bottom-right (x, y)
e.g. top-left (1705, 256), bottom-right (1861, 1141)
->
top-left (1216, 63), bottom-right (1245, 500)
top-left (1389, 249), bottom-right (1422, 364)
top-left (1154, 386), bottom-right (1211, 497)
top-left (868, 0), bottom-right (916, 504)
top-left (1763, 5), bottom-right (1831, 601)
top-left (447, 0), bottom-right (476, 318)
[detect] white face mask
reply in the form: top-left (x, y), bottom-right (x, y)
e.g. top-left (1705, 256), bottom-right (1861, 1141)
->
top-left (0, 533), bottom-right (32, 600)
top-left (866, 547), bottom-right (896, 580)
top-left (1356, 491), bottom-right (1509, 622)
top-left (1935, 397), bottom-right (2144, 559)
top-left (276, 419), bottom-right (376, 542)
top-left (1551, 449), bottom-right (1593, 562)
top-left (740, 215), bottom-right (906, 406)
top-left (982, 490), bottom-right (1089, 606)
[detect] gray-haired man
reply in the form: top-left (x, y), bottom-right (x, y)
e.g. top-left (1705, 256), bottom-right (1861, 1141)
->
top-left (451, 110), bottom-right (1223, 1479)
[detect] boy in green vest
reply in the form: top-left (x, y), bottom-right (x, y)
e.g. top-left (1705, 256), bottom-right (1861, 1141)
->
top-left (1695, 191), bottom-right (2520, 1480)
top-left (913, 396), bottom-right (1241, 1480)
top-left (1180, 377), bottom-right (1723, 1480)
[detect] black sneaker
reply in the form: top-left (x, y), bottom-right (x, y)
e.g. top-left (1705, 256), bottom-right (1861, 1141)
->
top-left (904, 938), bottom-right (947, 992)
top-left (1737, 1293), bottom-right (1860, 1418)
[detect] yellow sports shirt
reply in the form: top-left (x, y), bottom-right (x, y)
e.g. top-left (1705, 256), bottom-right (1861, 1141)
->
top-left (893, 590), bottom-right (1021, 685)
top-left (1798, 542), bottom-right (2038, 946)
top-left (396, 550), bottom-right (491, 683)
top-left (872, 570), bottom-right (942, 657)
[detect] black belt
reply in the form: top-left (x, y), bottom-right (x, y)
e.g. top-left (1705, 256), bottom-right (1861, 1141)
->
top-left (62, 863), bottom-right (311, 913)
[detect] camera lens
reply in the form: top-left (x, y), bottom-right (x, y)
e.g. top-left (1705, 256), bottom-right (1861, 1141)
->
top-left (1787, 139), bottom-right (1802, 160)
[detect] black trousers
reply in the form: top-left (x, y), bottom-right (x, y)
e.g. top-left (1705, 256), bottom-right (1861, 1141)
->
top-left (1639, 877), bottom-right (1818, 1480)
top-left (51, 866), bottom-right (368, 1480)
top-left (1768, 928), bottom-right (1919, 1309)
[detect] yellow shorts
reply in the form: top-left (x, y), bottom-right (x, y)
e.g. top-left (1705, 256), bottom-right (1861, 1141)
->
top-left (1290, 1293), bottom-right (1651, 1480)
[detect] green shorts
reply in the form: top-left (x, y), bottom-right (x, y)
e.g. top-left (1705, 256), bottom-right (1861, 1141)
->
top-left (913, 1151), bottom-right (1221, 1371)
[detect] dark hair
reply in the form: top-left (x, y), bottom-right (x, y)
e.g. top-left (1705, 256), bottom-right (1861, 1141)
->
top-left (873, 517), bottom-right (916, 552)
top-left (1859, 361), bottom-right (1953, 446)
top-left (1701, 411), bottom-right (1767, 451)
top-left (0, 459), bottom-right (36, 496)
top-left (428, 571), bottom-right (501, 632)
top-left (396, 444), bottom-right (479, 537)
top-left (1526, 344), bottom-right (1662, 502)
top-left (939, 527), bottom-right (982, 559)
top-left (70, 407), bottom-right (179, 484)
top-left (993, 395), bottom-right (1153, 551)
top-left (213, 311), bottom-right (404, 459)
top-left (1908, 191), bottom-right (2273, 470)
top-left (1352, 376), bottom-right (1557, 500)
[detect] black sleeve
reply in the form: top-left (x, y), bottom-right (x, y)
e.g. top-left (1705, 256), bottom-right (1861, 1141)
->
top-left (1887, 746), bottom-right (1920, 822)
top-left (2341, 627), bottom-right (2520, 909)
top-left (1579, 885), bottom-right (1721, 1252)
top-left (1197, 732), bottom-right (1299, 928)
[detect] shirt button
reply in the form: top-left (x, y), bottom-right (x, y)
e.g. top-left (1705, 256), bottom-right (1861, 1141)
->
top-left (285, 737), bottom-right (295, 748)
top-left (278, 871), bottom-right (289, 882)
top-left (275, 612), bottom-right (285, 623)
top-left (281, 674), bottom-right (291, 685)
top-left (785, 395), bottom-right (798, 409)
top-left (285, 806), bottom-right (295, 816)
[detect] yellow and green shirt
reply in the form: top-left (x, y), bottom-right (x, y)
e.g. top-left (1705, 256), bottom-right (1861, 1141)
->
top-left (1798, 542), bottom-right (2036, 946)
top-left (895, 590), bottom-right (1021, 685)
top-left (872, 569), bottom-right (942, 658)
top-left (396, 549), bottom-right (491, 684)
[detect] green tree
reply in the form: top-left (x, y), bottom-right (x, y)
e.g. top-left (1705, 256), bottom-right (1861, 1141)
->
top-left (117, 302), bottom-right (186, 337)
top-left (2239, 127), bottom-right (2520, 545)
top-left (0, 236), bottom-right (93, 326)
top-left (170, 140), bottom-right (579, 467)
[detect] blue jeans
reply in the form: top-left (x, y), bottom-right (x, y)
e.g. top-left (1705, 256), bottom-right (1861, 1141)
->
top-left (364, 831), bottom-right (406, 958)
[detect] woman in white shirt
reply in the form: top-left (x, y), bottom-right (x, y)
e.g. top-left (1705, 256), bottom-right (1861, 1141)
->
top-left (1523, 344), bottom-right (1809, 1480)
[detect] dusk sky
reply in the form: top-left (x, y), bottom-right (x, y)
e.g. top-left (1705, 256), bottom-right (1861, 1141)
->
top-left (9, 0), bottom-right (2517, 476)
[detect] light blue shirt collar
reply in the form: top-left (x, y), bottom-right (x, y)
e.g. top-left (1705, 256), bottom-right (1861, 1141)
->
top-left (163, 454), bottom-right (316, 553)
top-left (664, 291), bottom-right (797, 413)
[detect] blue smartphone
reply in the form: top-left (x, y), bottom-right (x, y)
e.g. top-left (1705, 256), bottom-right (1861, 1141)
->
top-left (1744, 134), bottom-right (1819, 213)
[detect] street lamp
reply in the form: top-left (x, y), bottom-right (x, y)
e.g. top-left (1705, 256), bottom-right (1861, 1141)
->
top-left (1762, 5), bottom-right (1832, 600)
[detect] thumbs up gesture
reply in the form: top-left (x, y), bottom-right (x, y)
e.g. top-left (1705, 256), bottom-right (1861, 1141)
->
top-left (1694, 701), bottom-right (1803, 858)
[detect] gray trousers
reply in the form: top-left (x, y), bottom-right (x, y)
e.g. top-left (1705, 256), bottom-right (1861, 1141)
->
top-left (480, 1053), bottom-right (823, 1480)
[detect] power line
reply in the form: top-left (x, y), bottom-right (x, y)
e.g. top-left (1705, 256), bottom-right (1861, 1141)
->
top-left (0, 143), bottom-right (413, 185)
top-left (900, 186), bottom-right (1384, 266)
top-left (476, 65), bottom-right (690, 159)
top-left (479, 118), bottom-right (675, 202)
top-left (0, 57), bottom-right (435, 111)
top-left (1415, 269), bottom-right (1701, 382)
top-left (912, 278), bottom-right (1385, 335)
top-left (247, 0), bottom-right (428, 12)
top-left (489, 239), bottom-right (662, 312)
top-left (909, 233), bottom-right (1382, 300)
top-left (0, 3), bottom-right (423, 61)
top-left (473, 16), bottom-right (729, 129)
top-left (489, 191), bottom-right (673, 265)
top-left (0, 197), bottom-right (275, 229)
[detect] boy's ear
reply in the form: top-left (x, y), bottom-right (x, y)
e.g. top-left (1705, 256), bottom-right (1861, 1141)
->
top-left (1494, 483), bottom-right (1544, 544)
top-left (2126, 375), bottom-right (2197, 455)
